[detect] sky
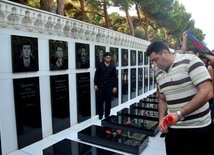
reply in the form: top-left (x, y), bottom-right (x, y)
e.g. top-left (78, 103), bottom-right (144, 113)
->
top-left (178, 0), bottom-right (214, 50)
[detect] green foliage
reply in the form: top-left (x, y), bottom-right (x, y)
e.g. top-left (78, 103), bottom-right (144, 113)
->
top-left (109, 13), bottom-right (129, 33)
top-left (135, 27), bottom-right (146, 39)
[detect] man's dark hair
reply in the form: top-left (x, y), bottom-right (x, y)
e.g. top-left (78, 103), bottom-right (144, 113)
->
top-left (103, 52), bottom-right (111, 57)
top-left (146, 41), bottom-right (170, 56)
top-left (21, 39), bottom-right (33, 49)
top-left (186, 46), bottom-right (200, 54)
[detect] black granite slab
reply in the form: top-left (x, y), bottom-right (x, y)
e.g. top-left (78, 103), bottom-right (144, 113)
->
top-left (147, 94), bottom-right (158, 99)
top-left (102, 115), bottom-right (159, 136)
top-left (13, 77), bottom-right (42, 149)
top-left (140, 98), bottom-right (158, 104)
top-left (78, 125), bottom-right (149, 155)
top-left (130, 102), bottom-right (158, 112)
top-left (117, 107), bottom-right (158, 121)
top-left (43, 138), bottom-right (122, 155)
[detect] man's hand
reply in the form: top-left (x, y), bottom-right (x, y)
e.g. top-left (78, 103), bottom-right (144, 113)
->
top-left (112, 87), bottom-right (117, 93)
top-left (94, 85), bottom-right (98, 91)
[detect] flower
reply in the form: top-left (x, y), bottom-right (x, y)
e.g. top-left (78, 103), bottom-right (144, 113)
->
top-left (105, 129), bottom-right (122, 137)
top-left (125, 120), bottom-right (148, 129)
top-left (126, 121), bottom-right (132, 125)
top-left (163, 115), bottom-right (174, 125)
top-left (116, 129), bottom-right (121, 135)
top-left (105, 129), bottom-right (145, 142)
top-left (105, 130), bottom-right (111, 134)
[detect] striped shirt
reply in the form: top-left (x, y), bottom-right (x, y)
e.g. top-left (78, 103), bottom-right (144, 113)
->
top-left (157, 53), bottom-right (211, 128)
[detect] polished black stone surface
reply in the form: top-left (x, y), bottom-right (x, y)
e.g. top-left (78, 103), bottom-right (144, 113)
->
top-left (147, 94), bottom-right (158, 99)
top-left (43, 138), bottom-right (122, 155)
top-left (121, 69), bottom-right (128, 103)
top-left (50, 74), bottom-right (70, 134)
top-left (140, 98), bottom-right (158, 104)
top-left (13, 77), bottom-right (42, 149)
top-left (130, 102), bottom-right (158, 111)
top-left (76, 73), bottom-right (91, 123)
top-left (102, 115), bottom-right (159, 136)
top-left (78, 125), bottom-right (149, 154)
top-left (117, 107), bottom-right (158, 121)
top-left (131, 68), bottom-right (136, 99)
top-left (138, 68), bottom-right (143, 95)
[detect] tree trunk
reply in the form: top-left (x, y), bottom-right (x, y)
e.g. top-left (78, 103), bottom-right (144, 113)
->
top-left (79, 0), bottom-right (86, 22)
top-left (125, 9), bottom-right (135, 36)
top-left (135, 4), bottom-right (151, 40)
top-left (57, 0), bottom-right (65, 15)
top-left (103, 0), bottom-right (110, 28)
top-left (40, 0), bottom-right (54, 13)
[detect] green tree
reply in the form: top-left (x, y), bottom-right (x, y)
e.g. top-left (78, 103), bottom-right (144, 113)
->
top-left (112, 0), bottom-right (135, 36)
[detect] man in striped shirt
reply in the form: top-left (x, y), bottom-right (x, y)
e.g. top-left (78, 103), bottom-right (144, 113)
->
top-left (146, 41), bottom-right (213, 155)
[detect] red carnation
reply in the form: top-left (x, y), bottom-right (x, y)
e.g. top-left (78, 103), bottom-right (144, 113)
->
top-left (106, 130), bottom-right (111, 134)
top-left (163, 115), bottom-right (174, 125)
top-left (116, 130), bottom-right (121, 135)
top-left (126, 121), bottom-right (131, 125)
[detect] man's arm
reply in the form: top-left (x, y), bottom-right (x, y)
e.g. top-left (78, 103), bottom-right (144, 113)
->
top-left (157, 90), bottom-right (169, 133)
top-left (180, 80), bottom-right (213, 117)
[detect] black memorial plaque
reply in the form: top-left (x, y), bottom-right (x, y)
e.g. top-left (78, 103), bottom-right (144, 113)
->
top-left (78, 125), bottom-right (149, 155)
top-left (138, 68), bottom-right (143, 95)
top-left (11, 35), bottom-right (39, 73)
top-left (110, 47), bottom-right (119, 67)
top-left (144, 51), bottom-right (148, 65)
top-left (147, 94), bottom-right (158, 99)
top-left (13, 77), bottom-right (42, 149)
top-left (144, 67), bottom-right (149, 93)
top-left (76, 43), bottom-right (90, 69)
top-left (130, 102), bottom-right (158, 111)
top-left (121, 69), bottom-right (128, 103)
top-left (101, 115), bottom-right (159, 136)
top-left (140, 97), bottom-right (158, 104)
top-left (138, 51), bottom-right (143, 65)
top-left (76, 73), bottom-right (91, 123)
top-left (131, 68), bottom-right (136, 99)
top-left (117, 107), bottom-right (158, 121)
top-left (50, 74), bottom-right (70, 134)
top-left (111, 70), bottom-right (119, 108)
top-left (130, 50), bottom-right (136, 66)
top-left (43, 138), bottom-right (123, 155)
top-left (95, 45), bottom-right (106, 68)
top-left (121, 49), bottom-right (128, 66)
top-left (49, 40), bottom-right (68, 70)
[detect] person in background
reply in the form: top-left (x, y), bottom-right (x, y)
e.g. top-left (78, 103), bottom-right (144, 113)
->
top-left (186, 46), bottom-right (214, 122)
top-left (94, 52), bottom-right (118, 120)
top-left (146, 41), bottom-right (213, 155)
top-left (174, 31), bottom-right (188, 54)
top-left (14, 39), bottom-right (38, 72)
top-left (208, 62), bottom-right (214, 123)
